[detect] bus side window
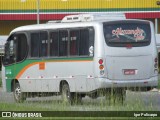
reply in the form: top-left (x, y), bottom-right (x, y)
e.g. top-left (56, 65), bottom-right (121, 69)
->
top-left (70, 30), bottom-right (79, 56)
top-left (50, 31), bottom-right (59, 56)
top-left (59, 30), bottom-right (68, 56)
top-left (15, 34), bottom-right (28, 62)
top-left (31, 33), bottom-right (39, 57)
top-left (40, 31), bottom-right (48, 57)
top-left (79, 29), bottom-right (89, 56)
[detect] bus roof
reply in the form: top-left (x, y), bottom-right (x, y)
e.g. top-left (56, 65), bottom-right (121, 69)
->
top-left (11, 13), bottom-right (126, 33)
top-left (11, 21), bottom-right (102, 33)
top-left (10, 15), bottom-right (151, 34)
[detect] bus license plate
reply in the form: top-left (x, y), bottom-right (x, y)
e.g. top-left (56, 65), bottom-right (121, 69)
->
top-left (123, 69), bottom-right (135, 75)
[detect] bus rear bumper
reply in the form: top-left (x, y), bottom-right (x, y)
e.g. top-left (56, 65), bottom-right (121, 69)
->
top-left (97, 76), bottom-right (158, 88)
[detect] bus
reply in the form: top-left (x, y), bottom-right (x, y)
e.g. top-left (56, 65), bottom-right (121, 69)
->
top-left (2, 14), bottom-right (158, 104)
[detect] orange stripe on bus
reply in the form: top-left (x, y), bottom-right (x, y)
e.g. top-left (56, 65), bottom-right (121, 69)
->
top-left (15, 60), bottom-right (93, 80)
top-left (16, 62), bottom-right (39, 80)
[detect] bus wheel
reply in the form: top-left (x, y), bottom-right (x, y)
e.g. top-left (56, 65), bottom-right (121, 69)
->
top-left (61, 83), bottom-right (72, 104)
top-left (88, 92), bottom-right (98, 99)
top-left (13, 83), bottom-right (26, 103)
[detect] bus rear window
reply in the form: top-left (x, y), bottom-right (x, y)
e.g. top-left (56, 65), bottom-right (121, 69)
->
top-left (103, 21), bottom-right (151, 47)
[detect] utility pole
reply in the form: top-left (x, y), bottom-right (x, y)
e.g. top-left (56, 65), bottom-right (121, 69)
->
top-left (156, 1), bottom-right (160, 33)
top-left (37, 0), bottom-right (40, 24)
top-left (21, 0), bottom-right (40, 24)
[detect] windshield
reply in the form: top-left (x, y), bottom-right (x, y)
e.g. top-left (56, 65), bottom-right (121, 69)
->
top-left (3, 33), bottom-right (28, 66)
top-left (3, 36), bottom-right (15, 65)
top-left (103, 21), bottom-right (151, 47)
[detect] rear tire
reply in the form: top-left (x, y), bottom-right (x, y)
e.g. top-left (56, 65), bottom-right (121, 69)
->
top-left (13, 83), bottom-right (26, 103)
top-left (88, 92), bottom-right (98, 99)
top-left (61, 83), bottom-right (72, 104)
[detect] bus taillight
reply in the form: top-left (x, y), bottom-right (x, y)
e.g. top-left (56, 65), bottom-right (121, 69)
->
top-left (99, 65), bottom-right (104, 70)
top-left (99, 59), bottom-right (105, 75)
top-left (99, 59), bottom-right (103, 64)
top-left (154, 57), bottom-right (158, 73)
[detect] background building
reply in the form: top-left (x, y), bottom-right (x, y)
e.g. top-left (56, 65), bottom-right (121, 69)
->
top-left (0, 0), bottom-right (160, 35)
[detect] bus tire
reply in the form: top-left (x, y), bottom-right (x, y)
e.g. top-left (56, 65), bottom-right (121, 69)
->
top-left (13, 83), bottom-right (26, 103)
top-left (88, 92), bottom-right (98, 99)
top-left (61, 83), bottom-right (73, 104)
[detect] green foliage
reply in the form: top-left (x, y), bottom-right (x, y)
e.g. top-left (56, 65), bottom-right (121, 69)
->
top-left (158, 79), bottom-right (160, 89)
top-left (0, 100), bottom-right (158, 120)
top-left (0, 78), bottom-right (1, 87)
top-left (0, 96), bottom-right (156, 111)
top-left (0, 91), bottom-right (159, 119)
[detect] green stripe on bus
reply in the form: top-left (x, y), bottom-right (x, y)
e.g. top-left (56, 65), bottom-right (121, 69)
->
top-left (5, 57), bottom-right (93, 92)
top-left (5, 57), bottom-right (93, 78)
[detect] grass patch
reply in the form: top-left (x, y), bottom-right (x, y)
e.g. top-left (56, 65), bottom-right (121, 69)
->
top-left (158, 79), bottom-right (160, 89)
top-left (0, 96), bottom-right (157, 111)
top-left (0, 93), bottom-right (159, 119)
top-left (0, 102), bottom-right (51, 111)
top-left (0, 100), bottom-right (158, 120)
top-left (0, 78), bottom-right (1, 87)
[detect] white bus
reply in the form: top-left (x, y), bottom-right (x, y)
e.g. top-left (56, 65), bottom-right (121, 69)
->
top-left (2, 14), bottom-right (158, 104)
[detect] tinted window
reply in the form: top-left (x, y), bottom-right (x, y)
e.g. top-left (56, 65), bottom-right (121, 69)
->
top-left (3, 33), bottom-right (28, 65)
top-left (59, 30), bottom-right (68, 56)
top-left (70, 30), bottom-right (79, 56)
top-left (40, 32), bottom-right (48, 57)
top-left (49, 27), bottom-right (94, 57)
top-left (31, 33), bottom-right (39, 57)
top-left (31, 32), bottom-right (48, 57)
top-left (15, 34), bottom-right (28, 61)
top-left (79, 29), bottom-right (89, 56)
top-left (50, 31), bottom-right (59, 56)
top-left (103, 21), bottom-right (151, 47)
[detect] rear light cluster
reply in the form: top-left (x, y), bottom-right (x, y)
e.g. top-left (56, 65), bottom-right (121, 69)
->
top-left (154, 57), bottom-right (158, 73)
top-left (99, 59), bottom-right (105, 75)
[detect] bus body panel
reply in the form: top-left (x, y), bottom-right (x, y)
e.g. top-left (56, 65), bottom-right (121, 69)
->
top-left (95, 76), bottom-right (158, 89)
top-left (105, 55), bottom-right (153, 80)
top-left (17, 59), bottom-right (94, 92)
